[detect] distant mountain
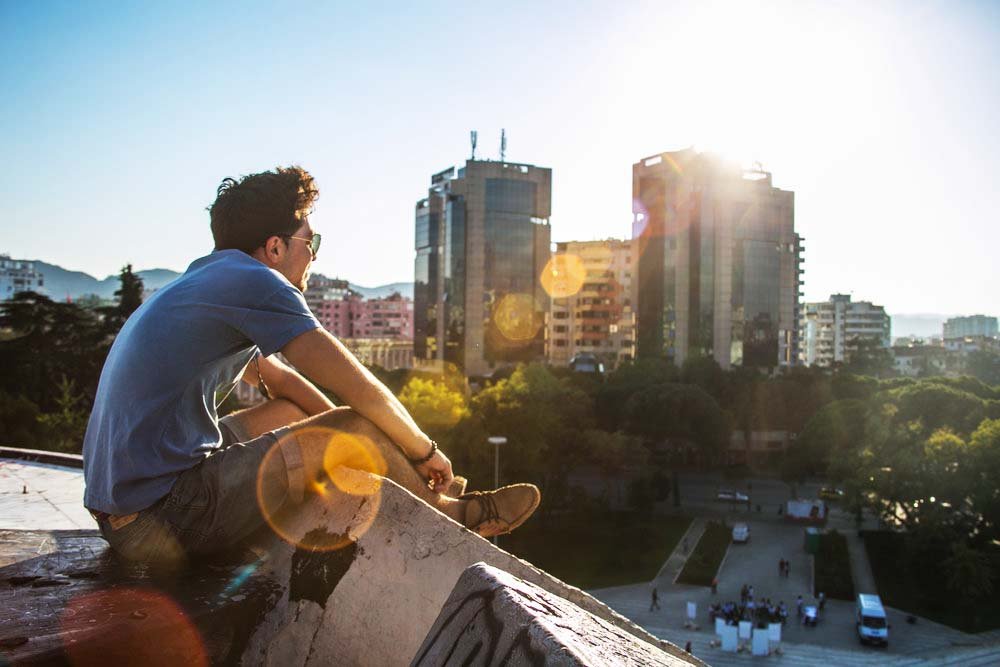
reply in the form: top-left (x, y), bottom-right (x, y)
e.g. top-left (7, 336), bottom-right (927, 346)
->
top-left (348, 282), bottom-right (413, 300)
top-left (31, 261), bottom-right (181, 301)
top-left (889, 314), bottom-right (953, 339)
top-left (25, 259), bottom-right (413, 302)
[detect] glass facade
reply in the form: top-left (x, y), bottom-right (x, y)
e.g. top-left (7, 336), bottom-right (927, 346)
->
top-left (483, 178), bottom-right (544, 363)
top-left (635, 151), bottom-right (797, 369)
top-left (732, 204), bottom-right (782, 368)
top-left (443, 195), bottom-right (465, 365)
top-left (413, 203), bottom-right (439, 361)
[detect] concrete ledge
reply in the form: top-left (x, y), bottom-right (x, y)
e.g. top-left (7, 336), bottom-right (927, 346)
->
top-left (0, 446), bottom-right (83, 469)
top-left (413, 562), bottom-right (698, 666)
top-left (241, 469), bottom-right (696, 665)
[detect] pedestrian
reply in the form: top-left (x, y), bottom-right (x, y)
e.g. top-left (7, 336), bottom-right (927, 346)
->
top-left (818, 591), bottom-right (826, 612)
top-left (740, 584), bottom-right (748, 605)
top-left (785, 560), bottom-right (791, 578)
top-left (796, 595), bottom-right (803, 619)
top-left (778, 558), bottom-right (785, 576)
top-left (711, 576), bottom-right (718, 595)
top-left (684, 641), bottom-right (692, 654)
top-left (650, 587), bottom-right (661, 612)
top-left (748, 585), bottom-right (754, 601)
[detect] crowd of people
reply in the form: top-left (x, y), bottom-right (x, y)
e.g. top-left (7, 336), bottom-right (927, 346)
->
top-left (708, 584), bottom-right (790, 628)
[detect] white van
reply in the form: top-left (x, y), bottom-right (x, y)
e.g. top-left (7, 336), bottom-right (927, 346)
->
top-left (855, 594), bottom-right (889, 646)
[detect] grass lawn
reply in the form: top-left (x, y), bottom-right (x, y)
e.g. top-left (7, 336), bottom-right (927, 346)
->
top-left (814, 531), bottom-right (854, 600)
top-left (502, 512), bottom-right (692, 590)
top-left (676, 520), bottom-right (730, 586)
top-left (863, 531), bottom-right (1000, 633)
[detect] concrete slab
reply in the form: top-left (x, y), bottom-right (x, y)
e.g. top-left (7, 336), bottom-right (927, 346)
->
top-left (413, 563), bottom-right (700, 666)
top-left (0, 458), bottom-right (94, 530)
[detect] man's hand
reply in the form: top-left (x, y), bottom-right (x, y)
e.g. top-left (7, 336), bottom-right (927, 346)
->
top-left (415, 449), bottom-right (454, 494)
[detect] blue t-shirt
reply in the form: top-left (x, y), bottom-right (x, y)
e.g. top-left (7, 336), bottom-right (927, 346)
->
top-left (83, 250), bottom-right (321, 514)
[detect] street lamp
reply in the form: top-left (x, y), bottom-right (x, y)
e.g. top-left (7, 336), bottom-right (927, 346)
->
top-left (487, 436), bottom-right (507, 490)
top-left (487, 436), bottom-right (507, 546)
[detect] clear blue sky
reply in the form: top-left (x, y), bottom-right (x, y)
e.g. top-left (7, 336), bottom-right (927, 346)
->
top-left (2, 1), bottom-right (998, 315)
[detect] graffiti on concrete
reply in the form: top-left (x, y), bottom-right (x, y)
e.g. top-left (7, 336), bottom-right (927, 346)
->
top-left (412, 588), bottom-right (546, 667)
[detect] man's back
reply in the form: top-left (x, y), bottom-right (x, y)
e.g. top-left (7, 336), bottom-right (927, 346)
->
top-left (82, 249), bottom-right (318, 515)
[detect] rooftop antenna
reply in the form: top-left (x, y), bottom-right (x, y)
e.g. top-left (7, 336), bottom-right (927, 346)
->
top-left (470, 130), bottom-right (478, 160)
top-left (500, 128), bottom-right (506, 163)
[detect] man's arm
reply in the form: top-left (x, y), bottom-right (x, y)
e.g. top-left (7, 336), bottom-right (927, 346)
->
top-left (241, 352), bottom-right (336, 417)
top-left (280, 328), bottom-right (454, 491)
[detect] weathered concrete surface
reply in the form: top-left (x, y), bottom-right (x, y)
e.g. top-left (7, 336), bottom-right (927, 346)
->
top-left (412, 562), bottom-right (700, 666)
top-left (0, 452), bottom-right (696, 666)
top-left (239, 468), bottom-right (696, 666)
top-left (0, 454), bottom-right (94, 531)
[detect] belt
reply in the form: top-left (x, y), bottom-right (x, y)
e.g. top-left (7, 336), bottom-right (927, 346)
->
top-left (88, 508), bottom-right (139, 531)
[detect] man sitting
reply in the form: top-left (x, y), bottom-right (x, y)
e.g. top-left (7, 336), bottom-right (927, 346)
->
top-left (82, 166), bottom-right (540, 563)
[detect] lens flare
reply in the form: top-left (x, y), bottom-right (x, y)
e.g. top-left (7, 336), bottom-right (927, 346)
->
top-left (492, 293), bottom-right (542, 343)
top-left (256, 427), bottom-right (385, 552)
top-left (61, 588), bottom-right (208, 667)
top-left (540, 254), bottom-right (586, 299)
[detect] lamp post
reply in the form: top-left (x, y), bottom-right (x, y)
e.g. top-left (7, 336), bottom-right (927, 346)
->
top-left (487, 436), bottom-right (507, 545)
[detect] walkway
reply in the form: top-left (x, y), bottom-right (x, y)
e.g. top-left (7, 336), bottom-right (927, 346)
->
top-left (655, 517), bottom-right (707, 584)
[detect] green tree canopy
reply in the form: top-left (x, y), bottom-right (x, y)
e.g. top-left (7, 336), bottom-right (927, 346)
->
top-left (622, 382), bottom-right (730, 458)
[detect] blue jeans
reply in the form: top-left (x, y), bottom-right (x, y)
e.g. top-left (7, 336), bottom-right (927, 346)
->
top-left (95, 416), bottom-right (303, 563)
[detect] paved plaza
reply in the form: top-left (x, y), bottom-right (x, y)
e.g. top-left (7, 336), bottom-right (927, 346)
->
top-left (591, 506), bottom-right (1000, 666)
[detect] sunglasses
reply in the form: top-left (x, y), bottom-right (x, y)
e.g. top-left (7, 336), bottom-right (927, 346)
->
top-left (284, 233), bottom-right (322, 258)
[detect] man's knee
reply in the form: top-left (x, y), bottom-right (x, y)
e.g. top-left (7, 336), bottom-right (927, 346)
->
top-left (224, 398), bottom-right (309, 441)
top-left (307, 407), bottom-right (388, 443)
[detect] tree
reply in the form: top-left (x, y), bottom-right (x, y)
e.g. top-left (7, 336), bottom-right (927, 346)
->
top-left (0, 291), bottom-right (111, 412)
top-left (622, 383), bottom-right (730, 461)
top-left (101, 264), bottom-right (145, 332)
top-left (966, 351), bottom-right (1000, 387)
top-left (398, 377), bottom-right (470, 441)
top-left (943, 542), bottom-right (995, 629)
top-left (467, 364), bottom-right (595, 506)
top-left (115, 263), bottom-right (144, 319)
top-left (784, 399), bottom-right (868, 483)
top-left (36, 376), bottom-right (90, 453)
top-left (595, 358), bottom-right (677, 431)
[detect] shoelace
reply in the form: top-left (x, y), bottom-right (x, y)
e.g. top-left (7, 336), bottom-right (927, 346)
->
top-left (461, 491), bottom-right (502, 527)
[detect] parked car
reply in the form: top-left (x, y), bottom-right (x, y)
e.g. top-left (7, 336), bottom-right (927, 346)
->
top-left (819, 487), bottom-right (845, 501)
top-left (716, 489), bottom-right (749, 503)
top-left (856, 594), bottom-right (889, 646)
top-left (732, 522), bottom-right (750, 543)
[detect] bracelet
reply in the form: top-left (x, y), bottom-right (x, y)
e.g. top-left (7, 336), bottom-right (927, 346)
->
top-left (410, 440), bottom-right (438, 465)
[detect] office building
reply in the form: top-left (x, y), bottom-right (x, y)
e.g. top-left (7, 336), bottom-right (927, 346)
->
top-left (943, 315), bottom-right (998, 341)
top-left (800, 294), bottom-right (891, 367)
top-left (1, 255), bottom-right (45, 300)
top-left (415, 160), bottom-right (552, 376)
top-left (633, 149), bottom-right (802, 369)
top-left (546, 238), bottom-right (636, 369)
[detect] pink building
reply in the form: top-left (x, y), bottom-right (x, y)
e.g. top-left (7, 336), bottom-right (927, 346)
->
top-left (305, 275), bottom-right (414, 342)
top-left (353, 292), bottom-right (413, 339)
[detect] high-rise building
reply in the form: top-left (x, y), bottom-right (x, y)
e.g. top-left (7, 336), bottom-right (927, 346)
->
top-left (415, 160), bottom-right (552, 376)
top-left (943, 315), bottom-right (998, 340)
top-left (800, 294), bottom-right (891, 367)
top-left (633, 149), bottom-right (802, 369)
top-left (546, 238), bottom-right (636, 370)
top-left (1, 255), bottom-right (45, 300)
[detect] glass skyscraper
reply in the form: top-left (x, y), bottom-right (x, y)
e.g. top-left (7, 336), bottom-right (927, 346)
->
top-left (414, 160), bottom-right (552, 376)
top-left (633, 149), bottom-right (803, 370)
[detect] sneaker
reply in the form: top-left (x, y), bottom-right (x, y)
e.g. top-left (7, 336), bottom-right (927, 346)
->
top-left (460, 484), bottom-right (540, 538)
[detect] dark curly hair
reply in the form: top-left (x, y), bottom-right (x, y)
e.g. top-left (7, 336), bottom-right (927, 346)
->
top-left (209, 166), bottom-right (319, 253)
